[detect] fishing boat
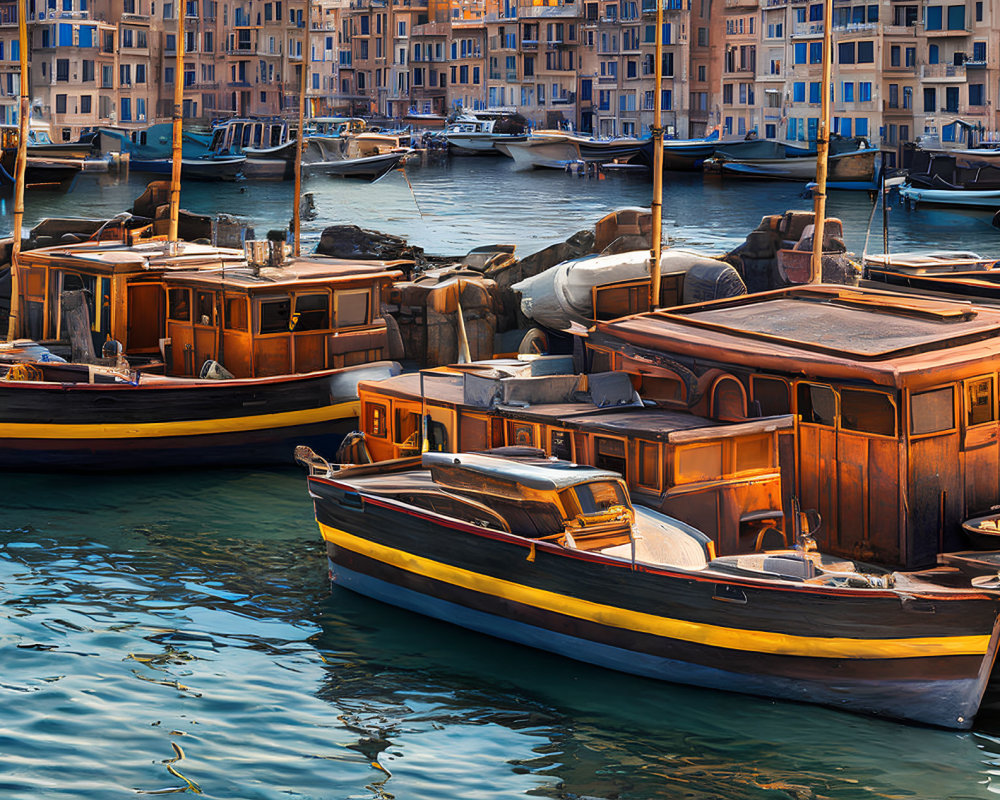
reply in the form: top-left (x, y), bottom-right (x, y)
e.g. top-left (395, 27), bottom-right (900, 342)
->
top-left (442, 109), bottom-right (528, 155)
top-left (709, 146), bottom-right (879, 188)
top-left (301, 448), bottom-right (1000, 729)
top-left (208, 118), bottom-right (297, 180)
top-left (26, 123), bottom-right (97, 159)
top-left (303, 131), bottom-right (411, 181)
top-left (638, 130), bottom-right (720, 171)
top-left (496, 131), bottom-right (581, 170)
top-left (563, 133), bottom-right (648, 164)
top-left (96, 122), bottom-right (213, 160)
top-left (342, 359), bottom-right (793, 555)
top-left (587, 285), bottom-right (1000, 570)
top-left (0, 125), bottom-right (83, 188)
top-left (1, 235), bottom-right (406, 469)
top-left (899, 183), bottom-right (1000, 209)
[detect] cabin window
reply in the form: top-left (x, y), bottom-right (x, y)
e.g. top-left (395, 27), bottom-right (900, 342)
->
top-left (550, 429), bottom-right (572, 460)
top-left (637, 440), bottom-right (661, 489)
top-left (797, 383), bottom-right (837, 427)
top-left (734, 435), bottom-right (771, 472)
top-left (293, 293), bottom-right (330, 331)
top-left (590, 349), bottom-right (612, 373)
top-left (459, 415), bottom-right (488, 451)
top-left (595, 437), bottom-right (627, 475)
top-left (751, 375), bottom-right (790, 416)
top-left (710, 375), bottom-right (747, 420)
top-left (396, 409), bottom-right (421, 446)
top-left (676, 443), bottom-right (723, 483)
top-left (910, 386), bottom-right (955, 436)
top-left (966, 377), bottom-right (995, 427)
top-left (224, 296), bottom-right (248, 331)
top-left (567, 480), bottom-right (628, 515)
top-left (840, 389), bottom-right (896, 437)
top-left (640, 374), bottom-right (685, 403)
top-left (509, 422), bottom-right (535, 447)
top-left (365, 403), bottom-right (387, 437)
top-left (334, 289), bottom-right (370, 328)
top-left (259, 297), bottom-right (291, 333)
top-left (168, 288), bottom-right (191, 321)
top-left (196, 291), bottom-right (215, 326)
top-left (427, 420), bottom-right (449, 451)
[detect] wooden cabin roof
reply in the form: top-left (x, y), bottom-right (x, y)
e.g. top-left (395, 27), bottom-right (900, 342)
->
top-left (164, 256), bottom-right (406, 291)
top-left (423, 451), bottom-right (621, 491)
top-left (593, 285), bottom-right (1000, 387)
top-left (500, 404), bottom-right (794, 442)
top-left (19, 240), bottom-right (247, 275)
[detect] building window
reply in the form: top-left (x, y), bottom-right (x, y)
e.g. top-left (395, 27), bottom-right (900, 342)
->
top-left (857, 40), bottom-right (874, 63)
top-left (970, 83), bottom-right (985, 106)
top-left (55, 93), bottom-right (66, 113)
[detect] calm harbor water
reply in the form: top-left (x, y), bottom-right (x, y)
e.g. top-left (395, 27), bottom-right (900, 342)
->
top-left (6, 159), bottom-right (1000, 799)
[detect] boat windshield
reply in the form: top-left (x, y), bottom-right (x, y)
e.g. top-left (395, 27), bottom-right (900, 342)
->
top-left (566, 480), bottom-right (628, 516)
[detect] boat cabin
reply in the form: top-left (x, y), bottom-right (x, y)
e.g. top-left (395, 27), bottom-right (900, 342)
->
top-left (423, 451), bottom-right (636, 550)
top-left (352, 363), bottom-right (793, 554)
top-left (589, 284), bottom-right (1000, 568)
top-left (210, 118), bottom-right (291, 154)
top-left (14, 239), bottom-right (405, 378)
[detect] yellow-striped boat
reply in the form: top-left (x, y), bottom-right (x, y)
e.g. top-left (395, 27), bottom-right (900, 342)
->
top-left (302, 448), bottom-right (1000, 729)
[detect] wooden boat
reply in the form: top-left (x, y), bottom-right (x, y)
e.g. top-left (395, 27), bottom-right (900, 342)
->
top-left (0, 126), bottom-right (83, 188)
top-left (3, 236), bottom-right (407, 469)
top-left (588, 285), bottom-right (1000, 570)
top-left (345, 361), bottom-right (794, 556)
top-left (496, 132), bottom-right (581, 170)
top-left (863, 251), bottom-right (1000, 296)
top-left (301, 448), bottom-right (1000, 729)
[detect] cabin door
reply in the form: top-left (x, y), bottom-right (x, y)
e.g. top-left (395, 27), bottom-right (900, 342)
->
top-left (961, 375), bottom-right (1000, 517)
top-left (795, 382), bottom-right (839, 550)
top-left (126, 284), bottom-right (165, 354)
top-left (908, 385), bottom-right (964, 566)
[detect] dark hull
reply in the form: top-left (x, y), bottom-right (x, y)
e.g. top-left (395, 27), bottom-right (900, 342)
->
top-left (309, 477), bottom-right (1000, 729)
top-left (0, 362), bottom-right (397, 470)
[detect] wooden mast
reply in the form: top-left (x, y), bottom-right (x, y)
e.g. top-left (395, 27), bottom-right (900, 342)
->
top-left (808, 0), bottom-right (833, 283)
top-left (648, 0), bottom-right (664, 308)
top-left (292, 0), bottom-right (310, 257)
top-left (168, 0), bottom-right (185, 242)
top-left (6, 0), bottom-right (28, 341)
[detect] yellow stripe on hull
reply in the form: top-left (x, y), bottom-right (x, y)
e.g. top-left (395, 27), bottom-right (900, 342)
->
top-left (319, 522), bottom-right (990, 660)
top-left (0, 401), bottom-right (359, 440)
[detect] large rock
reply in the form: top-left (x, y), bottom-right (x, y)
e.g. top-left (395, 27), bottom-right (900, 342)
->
top-left (316, 224), bottom-right (425, 267)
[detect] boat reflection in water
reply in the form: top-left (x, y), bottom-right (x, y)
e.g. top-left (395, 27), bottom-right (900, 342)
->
top-left (301, 447), bottom-right (1000, 729)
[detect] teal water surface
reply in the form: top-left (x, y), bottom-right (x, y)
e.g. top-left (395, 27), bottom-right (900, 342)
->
top-left (5, 159), bottom-right (1000, 798)
top-left (6, 155), bottom-right (1000, 257)
top-left (4, 468), bottom-right (1000, 799)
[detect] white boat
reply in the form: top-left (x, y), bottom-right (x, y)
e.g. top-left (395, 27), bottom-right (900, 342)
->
top-left (496, 131), bottom-right (581, 170)
top-left (443, 109), bottom-right (528, 155)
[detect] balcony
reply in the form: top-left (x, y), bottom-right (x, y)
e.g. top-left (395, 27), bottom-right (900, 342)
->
top-left (924, 24), bottom-right (971, 37)
top-left (725, 0), bottom-right (758, 7)
top-left (121, 12), bottom-right (151, 23)
top-left (921, 62), bottom-right (966, 80)
top-left (521, 38), bottom-right (538, 48)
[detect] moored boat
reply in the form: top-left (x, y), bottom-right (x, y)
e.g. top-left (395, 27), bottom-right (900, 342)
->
top-left (3, 236), bottom-right (407, 469)
top-left (302, 448), bottom-right (1000, 729)
top-left (638, 131), bottom-right (720, 171)
top-left (712, 147), bottom-right (879, 187)
top-left (497, 131), bottom-right (581, 170)
top-left (899, 184), bottom-right (1000, 209)
top-left (443, 109), bottom-right (528, 155)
